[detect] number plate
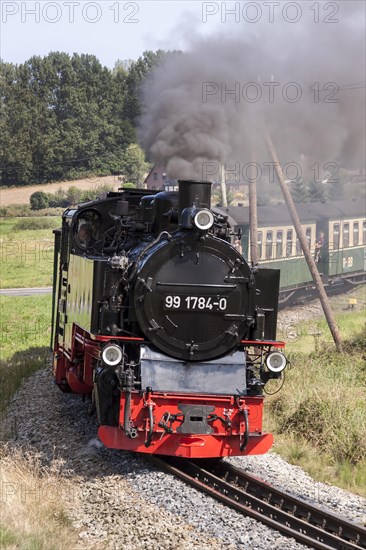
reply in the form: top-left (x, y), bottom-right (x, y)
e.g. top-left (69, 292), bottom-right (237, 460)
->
top-left (164, 295), bottom-right (228, 312)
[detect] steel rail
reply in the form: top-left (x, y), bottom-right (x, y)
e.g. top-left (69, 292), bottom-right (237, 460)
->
top-left (150, 456), bottom-right (366, 550)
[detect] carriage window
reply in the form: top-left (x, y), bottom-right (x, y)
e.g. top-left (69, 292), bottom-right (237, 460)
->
top-left (343, 222), bottom-right (349, 248)
top-left (286, 229), bottom-right (293, 257)
top-left (333, 223), bottom-right (340, 249)
top-left (363, 221), bottom-right (366, 244)
top-left (353, 222), bottom-right (359, 246)
top-left (296, 239), bottom-right (301, 255)
top-left (75, 210), bottom-right (102, 249)
top-left (305, 227), bottom-right (312, 249)
top-left (257, 231), bottom-right (263, 259)
top-left (276, 230), bottom-right (283, 258)
top-left (265, 231), bottom-right (273, 260)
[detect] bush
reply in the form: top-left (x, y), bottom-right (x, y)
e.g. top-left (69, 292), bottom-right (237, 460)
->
top-left (344, 325), bottom-right (366, 353)
top-left (122, 182), bottom-right (136, 188)
top-left (0, 206), bottom-right (64, 218)
top-left (8, 183), bottom-right (116, 219)
top-left (30, 191), bottom-right (49, 210)
top-left (81, 183), bottom-right (115, 201)
top-left (47, 192), bottom-right (68, 208)
top-left (30, 207), bottom-right (64, 217)
top-left (13, 218), bottom-right (60, 231)
top-left (0, 204), bottom-right (32, 217)
top-left (66, 186), bottom-right (83, 205)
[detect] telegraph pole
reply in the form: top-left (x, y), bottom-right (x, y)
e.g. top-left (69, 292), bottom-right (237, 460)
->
top-left (265, 132), bottom-right (343, 353)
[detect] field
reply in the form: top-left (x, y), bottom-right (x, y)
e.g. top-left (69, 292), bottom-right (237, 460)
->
top-left (0, 217), bottom-right (60, 288)
top-left (0, 174), bottom-right (120, 206)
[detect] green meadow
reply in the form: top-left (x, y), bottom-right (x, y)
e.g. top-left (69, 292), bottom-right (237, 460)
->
top-left (0, 217), bottom-right (60, 288)
top-left (0, 295), bottom-right (51, 411)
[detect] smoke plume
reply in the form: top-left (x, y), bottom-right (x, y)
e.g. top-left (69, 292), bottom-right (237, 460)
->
top-left (139, 1), bottom-right (365, 181)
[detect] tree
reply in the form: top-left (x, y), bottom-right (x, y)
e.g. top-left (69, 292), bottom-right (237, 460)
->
top-left (327, 178), bottom-right (344, 201)
top-left (30, 191), bottom-right (49, 210)
top-left (213, 186), bottom-right (235, 206)
top-left (290, 178), bottom-right (308, 203)
top-left (0, 60), bottom-right (35, 184)
top-left (121, 144), bottom-right (150, 186)
top-left (123, 50), bottom-right (168, 124)
top-left (113, 59), bottom-right (133, 75)
top-left (307, 180), bottom-right (327, 202)
top-left (0, 50), bottom-right (168, 186)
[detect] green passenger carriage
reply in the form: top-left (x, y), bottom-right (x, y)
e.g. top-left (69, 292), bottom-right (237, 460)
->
top-left (218, 201), bottom-right (366, 305)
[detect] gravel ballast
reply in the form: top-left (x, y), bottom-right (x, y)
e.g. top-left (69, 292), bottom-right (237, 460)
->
top-left (2, 366), bottom-right (365, 550)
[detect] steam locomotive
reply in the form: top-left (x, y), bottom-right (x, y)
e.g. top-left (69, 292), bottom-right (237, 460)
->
top-left (52, 180), bottom-right (287, 458)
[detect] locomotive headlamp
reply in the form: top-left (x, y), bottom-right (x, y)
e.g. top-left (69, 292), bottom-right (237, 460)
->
top-left (102, 344), bottom-right (122, 366)
top-left (193, 209), bottom-right (214, 231)
top-left (265, 351), bottom-right (287, 373)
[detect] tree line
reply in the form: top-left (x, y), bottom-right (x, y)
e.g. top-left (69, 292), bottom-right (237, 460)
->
top-left (289, 177), bottom-right (344, 203)
top-left (0, 51), bottom-right (166, 186)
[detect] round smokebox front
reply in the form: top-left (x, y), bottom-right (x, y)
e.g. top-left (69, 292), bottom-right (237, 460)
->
top-left (133, 234), bottom-right (255, 361)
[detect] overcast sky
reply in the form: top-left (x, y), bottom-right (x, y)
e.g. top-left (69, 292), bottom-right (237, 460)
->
top-left (1, 1), bottom-right (224, 66)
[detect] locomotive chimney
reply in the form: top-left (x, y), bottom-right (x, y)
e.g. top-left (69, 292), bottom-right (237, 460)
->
top-left (178, 180), bottom-right (212, 217)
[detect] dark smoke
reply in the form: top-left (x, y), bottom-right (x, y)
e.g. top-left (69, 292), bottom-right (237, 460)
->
top-left (139, 1), bottom-right (365, 181)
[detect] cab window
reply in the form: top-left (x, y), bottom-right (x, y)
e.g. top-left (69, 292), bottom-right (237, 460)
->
top-left (75, 210), bottom-right (102, 249)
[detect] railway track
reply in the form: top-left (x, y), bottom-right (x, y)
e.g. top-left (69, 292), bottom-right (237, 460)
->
top-left (150, 456), bottom-right (366, 550)
top-left (279, 277), bottom-right (365, 309)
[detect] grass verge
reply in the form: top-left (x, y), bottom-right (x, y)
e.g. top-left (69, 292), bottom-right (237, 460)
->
top-left (0, 446), bottom-right (79, 549)
top-left (0, 295), bottom-right (83, 548)
top-left (0, 295), bottom-right (51, 411)
top-left (0, 217), bottom-right (60, 288)
top-left (266, 306), bottom-right (366, 497)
